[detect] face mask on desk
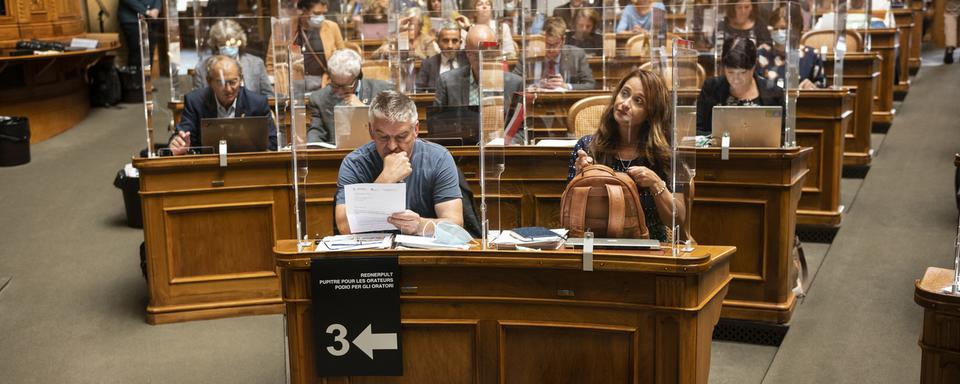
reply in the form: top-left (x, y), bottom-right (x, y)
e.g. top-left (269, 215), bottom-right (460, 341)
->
top-left (309, 15), bottom-right (326, 27)
top-left (433, 221), bottom-right (473, 245)
top-left (219, 45), bottom-right (239, 58)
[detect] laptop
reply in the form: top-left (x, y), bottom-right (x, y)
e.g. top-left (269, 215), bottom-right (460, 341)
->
top-left (565, 237), bottom-right (662, 250)
top-left (199, 116), bottom-right (270, 153)
top-left (711, 106), bottom-right (782, 147)
top-left (425, 106), bottom-right (481, 146)
top-left (333, 105), bottom-right (371, 149)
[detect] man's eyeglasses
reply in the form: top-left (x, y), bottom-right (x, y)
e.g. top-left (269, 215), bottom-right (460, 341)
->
top-left (331, 78), bottom-right (359, 91)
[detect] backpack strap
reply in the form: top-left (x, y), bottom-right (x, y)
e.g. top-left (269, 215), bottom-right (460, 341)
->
top-left (569, 186), bottom-right (591, 235)
top-left (605, 184), bottom-right (625, 238)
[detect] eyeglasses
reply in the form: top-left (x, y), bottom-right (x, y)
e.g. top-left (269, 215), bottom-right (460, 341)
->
top-left (330, 78), bottom-right (358, 91)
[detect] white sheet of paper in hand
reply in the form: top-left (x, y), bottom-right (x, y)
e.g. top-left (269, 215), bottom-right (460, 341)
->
top-left (345, 183), bottom-right (406, 232)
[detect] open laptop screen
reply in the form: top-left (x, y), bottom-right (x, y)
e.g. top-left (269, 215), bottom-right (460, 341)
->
top-left (199, 116), bottom-right (270, 153)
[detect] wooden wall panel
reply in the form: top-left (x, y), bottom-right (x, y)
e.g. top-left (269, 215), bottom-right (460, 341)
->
top-left (691, 198), bottom-right (766, 281)
top-left (350, 321), bottom-right (479, 384)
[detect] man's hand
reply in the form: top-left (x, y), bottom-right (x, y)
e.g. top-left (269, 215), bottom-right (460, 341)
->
top-left (387, 210), bottom-right (423, 235)
top-left (376, 152), bottom-right (412, 183)
top-left (341, 94), bottom-right (365, 106)
top-left (146, 9), bottom-right (160, 18)
top-left (169, 131), bottom-right (190, 156)
top-left (575, 149), bottom-right (594, 172)
top-left (626, 165), bottom-right (662, 188)
top-left (540, 74), bottom-right (566, 90)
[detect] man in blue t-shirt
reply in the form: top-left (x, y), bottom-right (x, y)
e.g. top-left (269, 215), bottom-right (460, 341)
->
top-left (334, 90), bottom-right (463, 235)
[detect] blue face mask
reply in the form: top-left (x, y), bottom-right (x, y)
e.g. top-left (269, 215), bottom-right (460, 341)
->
top-left (432, 221), bottom-right (473, 245)
top-left (771, 29), bottom-right (788, 45)
top-left (309, 15), bottom-right (326, 27)
top-left (219, 45), bottom-right (239, 58)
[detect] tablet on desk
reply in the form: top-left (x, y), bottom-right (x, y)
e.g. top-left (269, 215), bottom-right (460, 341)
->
top-left (565, 238), bottom-right (661, 250)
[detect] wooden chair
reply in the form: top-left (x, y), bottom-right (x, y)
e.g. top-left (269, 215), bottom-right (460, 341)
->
top-left (566, 95), bottom-right (610, 138)
top-left (800, 29), bottom-right (864, 53)
top-left (524, 35), bottom-right (546, 59)
top-left (638, 60), bottom-right (706, 89)
top-left (481, 96), bottom-right (504, 138)
top-left (625, 33), bottom-right (649, 57)
top-left (343, 41), bottom-right (363, 56)
top-left (360, 59), bottom-right (391, 81)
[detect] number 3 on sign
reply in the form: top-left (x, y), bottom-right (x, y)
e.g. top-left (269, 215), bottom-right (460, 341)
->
top-left (326, 323), bottom-right (350, 356)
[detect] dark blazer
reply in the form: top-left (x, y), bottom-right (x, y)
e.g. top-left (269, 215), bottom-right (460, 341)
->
top-left (118, 0), bottom-right (162, 24)
top-left (306, 78), bottom-right (395, 144)
top-left (434, 66), bottom-right (523, 111)
top-left (174, 87), bottom-right (277, 150)
top-left (511, 45), bottom-right (596, 90)
top-left (552, 2), bottom-right (598, 29)
top-left (565, 31), bottom-right (603, 54)
top-left (415, 52), bottom-right (469, 92)
top-left (695, 75), bottom-right (784, 136)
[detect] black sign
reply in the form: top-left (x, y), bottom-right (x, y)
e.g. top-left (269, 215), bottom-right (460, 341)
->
top-left (310, 256), bottom-right (402, 376)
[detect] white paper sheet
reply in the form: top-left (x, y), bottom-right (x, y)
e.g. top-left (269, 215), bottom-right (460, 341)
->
top-left (345, 183), bottom-right (406, 233)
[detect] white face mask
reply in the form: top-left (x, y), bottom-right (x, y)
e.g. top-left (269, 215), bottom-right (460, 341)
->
top-left (432, 222), bottom-right (473, 245)
top-left (504, 1), bottom-right (515, 12)
top-left (772, 29), bottom-right (788, 45)
top-left (309, 15), bottom-right (326, 27)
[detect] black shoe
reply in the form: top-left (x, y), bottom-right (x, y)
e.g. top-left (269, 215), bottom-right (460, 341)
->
top-left (946, 48), bottom-right (955, 64)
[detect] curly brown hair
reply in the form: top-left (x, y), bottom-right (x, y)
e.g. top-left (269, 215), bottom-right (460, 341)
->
top-left (589, 68), bottom-right (673, 179)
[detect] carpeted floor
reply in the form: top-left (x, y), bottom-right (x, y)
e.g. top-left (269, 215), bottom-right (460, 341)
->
top-left (0, 46), bottom-right (956, 383)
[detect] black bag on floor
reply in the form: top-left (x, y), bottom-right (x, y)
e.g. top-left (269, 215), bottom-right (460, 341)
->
top-left (117, 65), bottom-right (144, 104)
top-left (113, 166), bottom-right (143, 228)
top-left (0, 116), bottom-right (30, 167)
top-left (88, 58), bottom-right (121, 107)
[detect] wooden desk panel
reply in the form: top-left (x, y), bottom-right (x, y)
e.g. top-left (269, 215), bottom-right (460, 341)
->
top-left (823, 52), bottom-right (881, 166)
top-left (893, 9), bottom-right (914, 97)
top-left (796, 88), bottom-right (854, 227)
top-left (692, 147), bottom-right (811, 323)
top-left (914, 267), bottom-right (960, 384)
top-left (275, 241), bottom-right (734, 384)
top-left (859, 28), bottom-right (898, 128)
top-left (909, 0), bottom-right (924, 74)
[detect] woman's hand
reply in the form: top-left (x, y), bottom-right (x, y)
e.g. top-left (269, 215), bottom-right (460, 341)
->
top-left (575, 149), bottom-right (594, 172)
top-left (799, 78), bottom-right (817, 90)
top-left (626, 166), bottom-right (662, 188)
top-left (454, 15), bottom-right (471, 30)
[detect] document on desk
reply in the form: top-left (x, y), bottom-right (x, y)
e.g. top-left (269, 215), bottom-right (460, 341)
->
top-left (345, 183), bottom-right (406, 233)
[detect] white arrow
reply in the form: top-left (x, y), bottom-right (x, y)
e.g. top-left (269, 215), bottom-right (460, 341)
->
top-left (351, 324), bottom-right (398, 359)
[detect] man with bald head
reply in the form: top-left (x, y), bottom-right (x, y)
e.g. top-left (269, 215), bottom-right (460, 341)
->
top-left (434, 24), bottom-right (523, 109)
top-left (170, 55), bottom-right (277, 155)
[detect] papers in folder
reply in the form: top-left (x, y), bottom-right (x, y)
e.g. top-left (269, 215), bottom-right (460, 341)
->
top-left (489, 228), bottom-right (568, 250)
top-left (317, 234), bottom-right (394, 251)
top-left (345, 183), bottom-right (406, 233)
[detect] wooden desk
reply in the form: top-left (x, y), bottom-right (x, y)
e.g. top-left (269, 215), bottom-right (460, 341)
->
top-left (823, 52), bottom-right (881, 166)
top-left (859, 28), bottom-right (898, 128)
top-left (892, 9), bottom-right (914, 98)
top-left (275, 241), bottom-right (735, 384)
top-left (796, 88), bottom-right (854, 227)
top-left (692, 147), bottom-right (811, 323)
top-left (909, 0), bottom-right (925, 74)
top-left (914, 267), bottom-right (960, 384)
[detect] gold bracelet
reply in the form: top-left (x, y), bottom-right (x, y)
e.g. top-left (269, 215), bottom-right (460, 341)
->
top-left (652, 183), bottom-right (667, 197)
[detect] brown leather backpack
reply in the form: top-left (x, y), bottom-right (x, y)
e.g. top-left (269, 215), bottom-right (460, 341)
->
top-left (561, 164), bottom-right (649, 239)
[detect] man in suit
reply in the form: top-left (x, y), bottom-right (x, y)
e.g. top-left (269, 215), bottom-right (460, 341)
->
top-left (415, 22), bottom-right (469, 92)
top-left (169, 56), bottom-right (277, 155)
top-left (515, 17), bottom-right (596, 91)
top-left (307, 49), bottom-right (395, 144)
top-left (117, 0), bottom-right (161, 73)
top-left (434, 24), bottom-right (523, 109)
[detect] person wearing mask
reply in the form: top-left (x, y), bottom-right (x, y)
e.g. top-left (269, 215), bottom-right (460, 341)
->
top-left (435, 24), bottom-right (523, 108)
top-left (515, 17), bottom-right (596, 90)
top-left (568, 69), bottom-right (685, 242)
top-left (617, 0), bottom-right (667, 33)
top-left (416, 22), bottom-right (469, 91)
top-left (335, 90), bottom-right (464, 235)
top-left (695, 37), bottom-right (784, 135)
top-left (307, 49), bottom-right (395, 144)
top-left (295, 0), bottom-right (346, 92)
top-left (193, 19), bottom-right (274, 97)
top-left (170, 55), bottom-right (277, 155)
top-left (454, 0), bottom-right (518, 59)
top-left (719, 0), bottom-right (773, 48)
top-left (565, 8), bottom-right (603, 54)
top-left (757, 5), bottom-right (825, 89)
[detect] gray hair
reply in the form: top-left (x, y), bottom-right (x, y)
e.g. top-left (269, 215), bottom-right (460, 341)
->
top-left (204, 55), bottom-right (243, 83)
top-left (207, 19), bottom-right (247, 50)
top-left (369, 90), bottom-right (418, 125)
top-left (328, 49), bottom-right (362, 79)
top-left (438, 20), bottom-right (462, 35)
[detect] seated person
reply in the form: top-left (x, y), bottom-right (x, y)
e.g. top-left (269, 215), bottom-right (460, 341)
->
top-left (307, 49), bottom-right (395, 144)
top-left (758, 5), bottom-right (826, 90)
top-left (813, 0), bottom-right (889, 30)
top-left (372, 7), bottom-right (440, 60)
top-left (454, 0), bottom-right (518, 59)
top-left (294, 0), bottom-right (345, 92)
top-left (568, 68), bottom-right (684, 243)
top-left (513, 17), bottom-right (596, 91)
top-left (719, 0), bottom-right (773, 48)
top-left (416, 21), bottom-right (468, 91)
top-left (695, 37), bottom-right (784, 135)
top-left (617, 0), bottom-right (667, 33)
top-left (435, 24), bottom-right (523, 109)
top-left (565, 8), bottom-right (603, 54)
top-left (193, 19), bottom-right (273, 97)
top-left (552, 0), bottom-right (597, 29)
top-left (169, 55), bottom-right (277, 155)
top-left (335, 90), bottom-right (464, 235)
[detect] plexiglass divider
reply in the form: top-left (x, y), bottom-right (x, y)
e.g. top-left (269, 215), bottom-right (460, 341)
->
top-left (671, 39), bottom-right (699, 255)
top-left (479, 48), bottom-right (507, 249)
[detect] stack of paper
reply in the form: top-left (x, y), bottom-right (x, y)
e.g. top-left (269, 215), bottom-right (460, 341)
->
top-left (316, 233), bottom-right (394, 252)
top-left (489, 228), bottom-right (567, 250)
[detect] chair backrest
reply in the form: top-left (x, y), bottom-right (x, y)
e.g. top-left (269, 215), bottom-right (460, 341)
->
top-left (625, 33), bottom-right (648, 57)
top-left (567, 95), bottom-right (610, 138)
top-left (524, 35), bottom-right (546, 59)
top-left (481, 95), bottom-right (504, 137)
top-left (344, 41), bottom-right (363, 56)
top-left (638, 60), bottom-right (706, 90)
top-left (361, 60), bottom-right (391, 81)
top-left (800, 29), bottom-right (863, 53)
